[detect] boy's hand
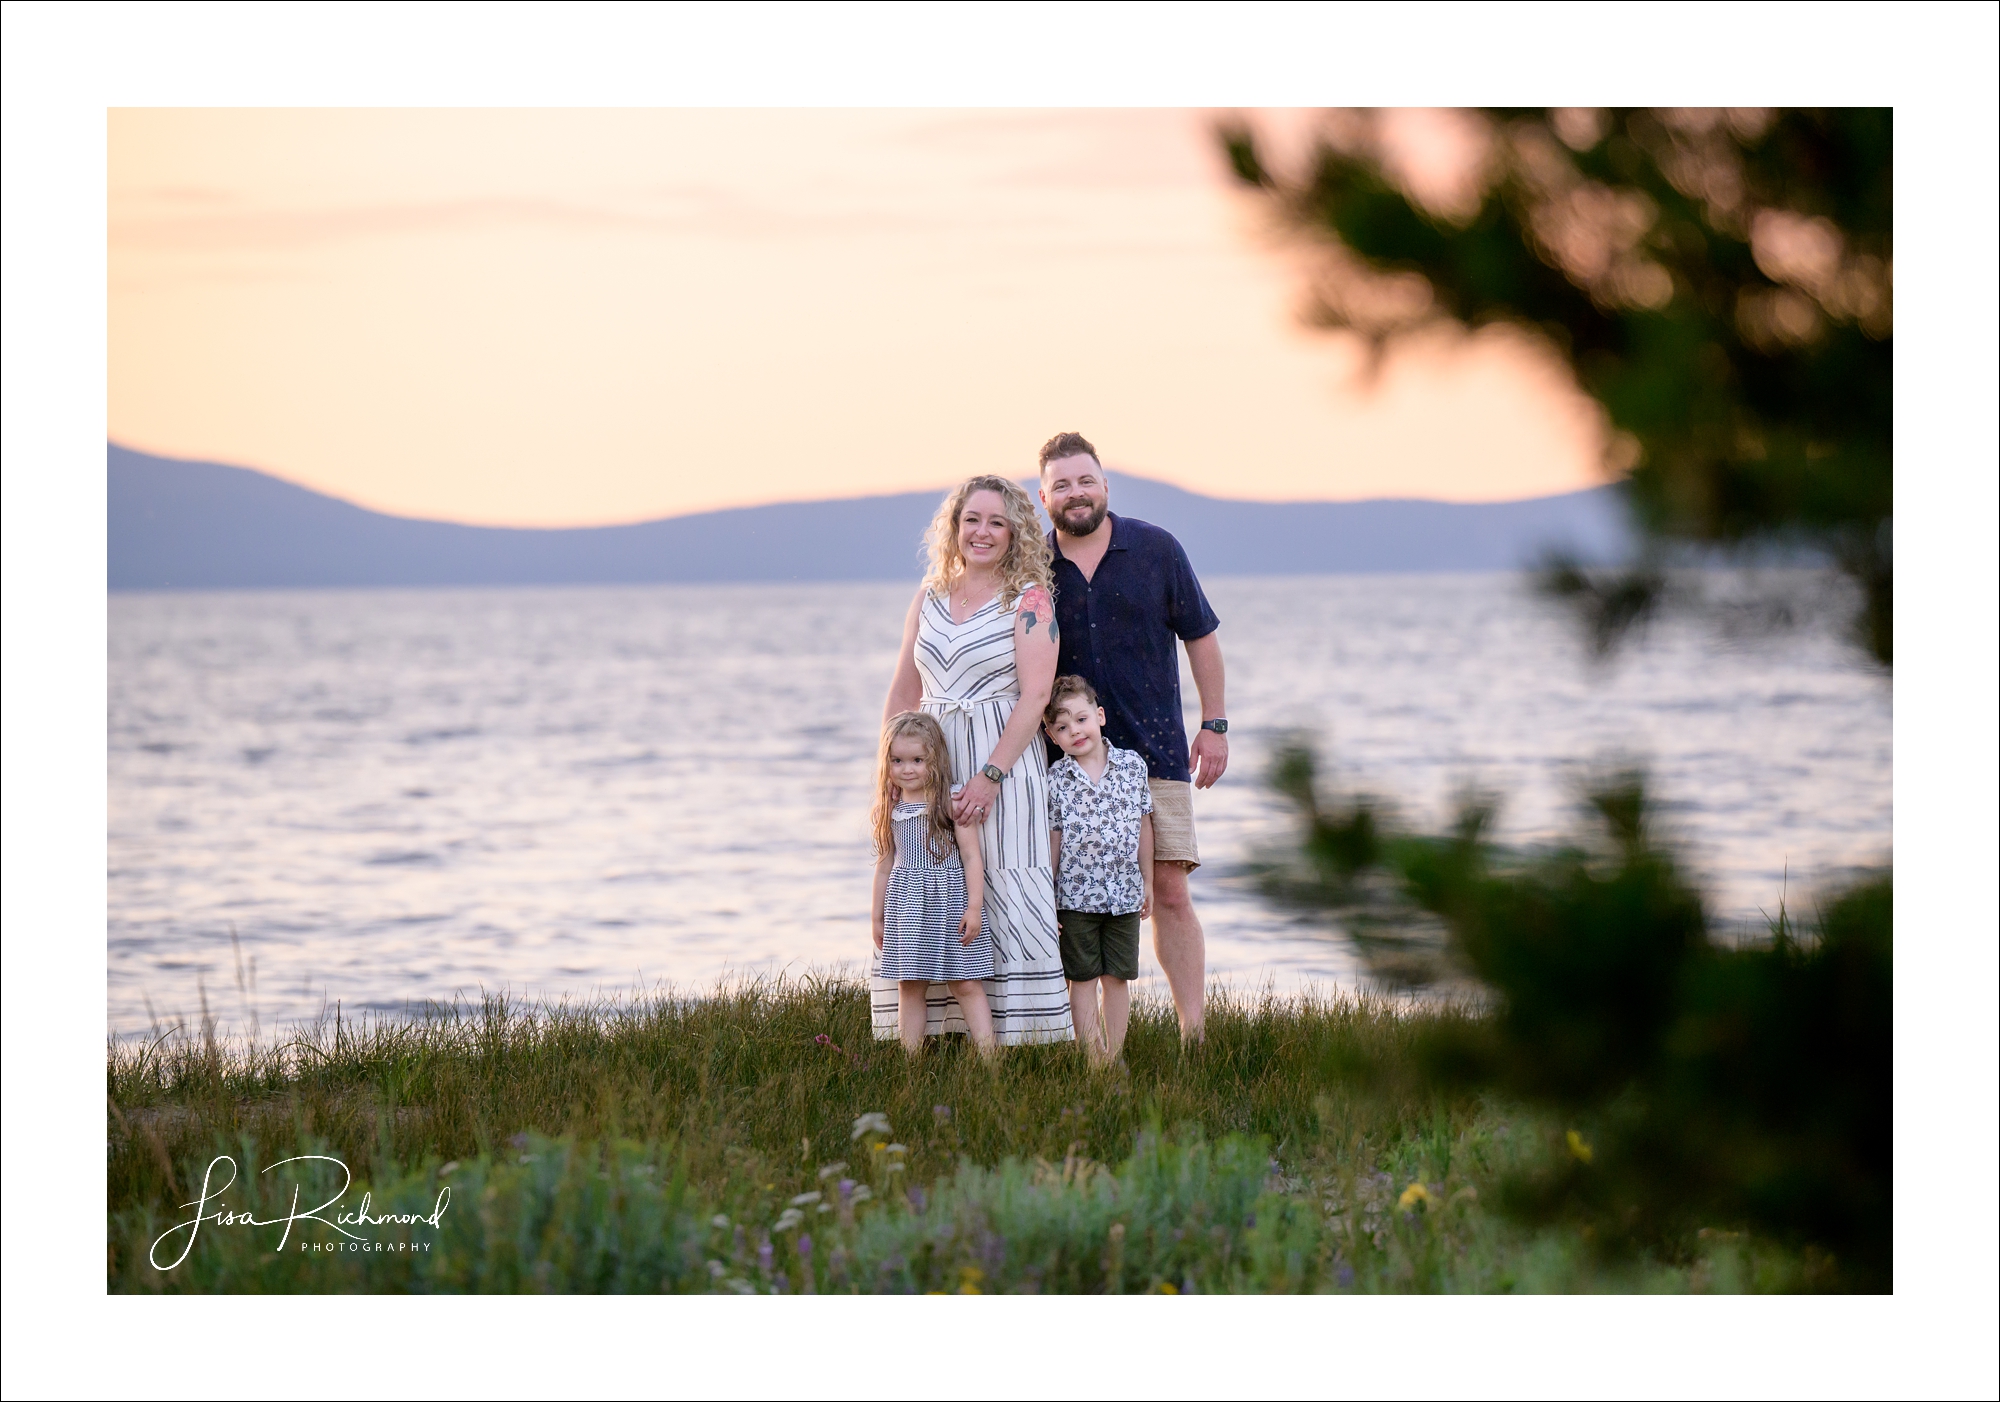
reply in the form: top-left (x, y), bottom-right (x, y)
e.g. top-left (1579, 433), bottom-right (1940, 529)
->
top-left (958, 908), bottom-right (980, 946)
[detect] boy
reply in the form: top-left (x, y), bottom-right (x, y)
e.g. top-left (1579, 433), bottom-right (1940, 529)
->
top-left (1043, 674), bottom-right (1154, 1065)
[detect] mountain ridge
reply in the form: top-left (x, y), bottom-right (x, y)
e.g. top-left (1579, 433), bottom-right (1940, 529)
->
top-left (107, 443), bottom-right (1634, 590)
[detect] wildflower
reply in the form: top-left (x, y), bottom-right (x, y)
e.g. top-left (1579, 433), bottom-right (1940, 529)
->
top-left (852, 1112), bottom-right (893, 1141)
top-left (817, 1203), bottom-right (832, 1213)
top-left (817, 1161), bottom-right (849, 1181)
top-left (1566, 1130), bottom-right (1594, 1165)
top-left (1153, 1281), bottom-right (1180, 1294)
top-left (932, 1105), bottom-right (953, 1122)
top-left (508, 1132), bottom-right (530, 1150)
top-left (1397, 1182), bottom-right (1434, 1212)
top-left (797, 1234), bottom-right (813, 1258)
top-left (438, 1161), bottom-right (459, 1178)
top-left (885, 1143), bottom-right (907, 1156)
top-left (757, 1240), bottom-right (774, 1272)
top-left (836, 1178), bottom-right (856, 1202)
top-left (790, 1191), bottom-right (822, 1207)
top-left (851, 1184), bottom-right (873, 1203)
top-left (886, 1162), bottom-right (905, 1174)
top-left (908, 1186), bottom-right (928, 1212)
top-left (707, 1259), bottom-right (726, 1278)
top-left (773, 1208), bottom-right (804, 1233)
top-left (711, 1213), bottom-right (731, 1230)
top-left (957, 1265), bottom-right (984, 1295)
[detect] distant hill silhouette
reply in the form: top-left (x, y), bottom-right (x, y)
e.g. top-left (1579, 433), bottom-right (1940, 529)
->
top-left (108, 443), bottom-right (1634, 590)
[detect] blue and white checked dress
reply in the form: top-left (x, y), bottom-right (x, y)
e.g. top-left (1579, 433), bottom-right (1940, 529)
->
top-left (877, 801), bottom-right (995, 982)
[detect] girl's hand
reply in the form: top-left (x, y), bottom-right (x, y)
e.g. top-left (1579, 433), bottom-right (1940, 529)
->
top-left (1141, 884), bottom-right (1154, 920)
top-left (958, 907), bottom-right (980, 946)
top-left (873, 921), bottom-right (885, 951)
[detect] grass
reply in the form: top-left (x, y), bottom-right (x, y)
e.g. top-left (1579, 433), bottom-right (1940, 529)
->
top-left (107, 977), bottom-right (1829, 1293)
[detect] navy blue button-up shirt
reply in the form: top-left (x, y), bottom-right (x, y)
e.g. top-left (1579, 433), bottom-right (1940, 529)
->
top-left (1047, 513), bottom-right (1220, 783)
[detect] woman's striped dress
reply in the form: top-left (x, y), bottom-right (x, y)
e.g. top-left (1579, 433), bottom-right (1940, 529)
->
top-left (871, 592), bottom-right (1076, 1045)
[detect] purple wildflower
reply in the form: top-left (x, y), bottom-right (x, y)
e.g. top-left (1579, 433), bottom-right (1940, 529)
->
top-left (757, 1239), bottom-right (773, 1273)
top-left (797, 1233), bottom-right (813, 1258)
top-left (908, 1186), bottom-right (928, 1213)
top-left (1336, 1263), bottom-right (1355, 1289)
top-left (933, 1104), bottom-right (952, 1121)
top-left (837, 1178), bottom-right (856, 1203)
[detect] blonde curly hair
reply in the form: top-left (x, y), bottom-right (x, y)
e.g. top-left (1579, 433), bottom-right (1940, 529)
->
top-left (921, 474), bottom-right (1053, 609)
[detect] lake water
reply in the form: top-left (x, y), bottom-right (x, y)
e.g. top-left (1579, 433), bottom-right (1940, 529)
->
top-left (108, 575), bottom-right (1891, 1039)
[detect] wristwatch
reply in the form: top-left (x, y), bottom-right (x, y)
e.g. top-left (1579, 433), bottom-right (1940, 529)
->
top-left (1200, 719), bottom-right (1229, 734)
top-left (980, 763), bottom-right (1007, 783)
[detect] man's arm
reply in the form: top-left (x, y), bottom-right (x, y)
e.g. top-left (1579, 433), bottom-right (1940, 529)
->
top-left (1184, 630), bottom-right (1228, 789)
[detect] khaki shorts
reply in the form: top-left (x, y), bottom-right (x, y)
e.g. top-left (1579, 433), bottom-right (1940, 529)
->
top-left (1147, 778), bottom-right (1199, 869)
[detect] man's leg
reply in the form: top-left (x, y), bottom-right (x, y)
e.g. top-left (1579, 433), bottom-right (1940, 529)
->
top-left (1150, 860), bottom-right (1205, 1042)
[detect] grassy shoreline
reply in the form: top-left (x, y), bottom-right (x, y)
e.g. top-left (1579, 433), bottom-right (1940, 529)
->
top-left (108, 977), bottom-right (1830, 1293)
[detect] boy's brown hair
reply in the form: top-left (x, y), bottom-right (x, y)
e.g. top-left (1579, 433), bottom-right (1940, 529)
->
top-left (1043, 674), bottom-right (1100, 727)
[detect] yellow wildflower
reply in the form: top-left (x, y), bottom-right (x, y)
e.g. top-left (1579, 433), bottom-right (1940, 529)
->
top-left (1566, 1130), bottom-right (1594, 1165)
top-left (1397, 1182), bottom-right (1433, 1211)
top-left (957, 1265), bottom-right (984, 1295)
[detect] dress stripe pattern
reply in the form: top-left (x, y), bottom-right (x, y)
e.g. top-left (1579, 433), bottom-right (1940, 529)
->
top-left (872, 592), bottom-right (1075, 1045)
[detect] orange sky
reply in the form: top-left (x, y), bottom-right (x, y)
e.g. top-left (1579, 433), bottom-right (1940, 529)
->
top-left (109, 109), bottom-right (1608, 528)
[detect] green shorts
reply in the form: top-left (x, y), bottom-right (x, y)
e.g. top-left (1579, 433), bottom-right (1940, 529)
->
top-left (1056, 909), bottom-right (1141, 983)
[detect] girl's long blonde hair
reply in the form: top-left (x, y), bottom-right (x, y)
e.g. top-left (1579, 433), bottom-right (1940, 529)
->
top-left (872, 711), bottom-right (956, 861)
top-left (921, 474), bottom-right (1054, 609)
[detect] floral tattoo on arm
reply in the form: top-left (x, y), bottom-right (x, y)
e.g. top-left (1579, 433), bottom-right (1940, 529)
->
top-left (1019, 588), bottom-right (1057, 641)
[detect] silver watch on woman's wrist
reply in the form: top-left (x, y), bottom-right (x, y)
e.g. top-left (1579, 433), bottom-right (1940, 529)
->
top-left (980, 763), bottom-right (1006, 783)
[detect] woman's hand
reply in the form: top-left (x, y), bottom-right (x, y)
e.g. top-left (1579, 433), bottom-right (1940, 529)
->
top-left (953, 772), bottom-right (1000, 825)
top-left (959, 904), bottom-right (981, 946)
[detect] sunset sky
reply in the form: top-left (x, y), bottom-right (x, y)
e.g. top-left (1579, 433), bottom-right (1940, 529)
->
top-left (110, 108), bottom-right (1607, 528)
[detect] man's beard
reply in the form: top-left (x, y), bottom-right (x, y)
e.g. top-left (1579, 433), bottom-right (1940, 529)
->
top-left (1053, 496), bottom-right (1107, 537)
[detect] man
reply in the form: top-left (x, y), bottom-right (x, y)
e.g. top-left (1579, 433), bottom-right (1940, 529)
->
top-left (1037, 431), bottom-right (1227, 1043)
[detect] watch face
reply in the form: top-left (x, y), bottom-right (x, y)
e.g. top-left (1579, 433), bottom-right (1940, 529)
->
top-left (1205, 720), bottom-right (1228, 734)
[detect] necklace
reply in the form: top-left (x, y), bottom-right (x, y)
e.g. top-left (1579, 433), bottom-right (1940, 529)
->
top-left (955, 575), bottom-right (997, 613)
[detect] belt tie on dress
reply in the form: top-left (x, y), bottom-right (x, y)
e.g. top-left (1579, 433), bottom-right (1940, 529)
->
top-left (920, 693), bottom-right (1012, 720)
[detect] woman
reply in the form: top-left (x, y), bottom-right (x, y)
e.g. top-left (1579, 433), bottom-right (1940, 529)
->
top-left (872, 475), bottom-right (1075, 1046)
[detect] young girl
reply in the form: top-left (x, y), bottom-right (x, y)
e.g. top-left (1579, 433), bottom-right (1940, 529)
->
top-left (871, 711), bottom-right (997, 1054)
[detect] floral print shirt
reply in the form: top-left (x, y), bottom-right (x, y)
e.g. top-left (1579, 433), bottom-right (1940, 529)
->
top-left (1047, 742), bottom-right (1153, 914)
